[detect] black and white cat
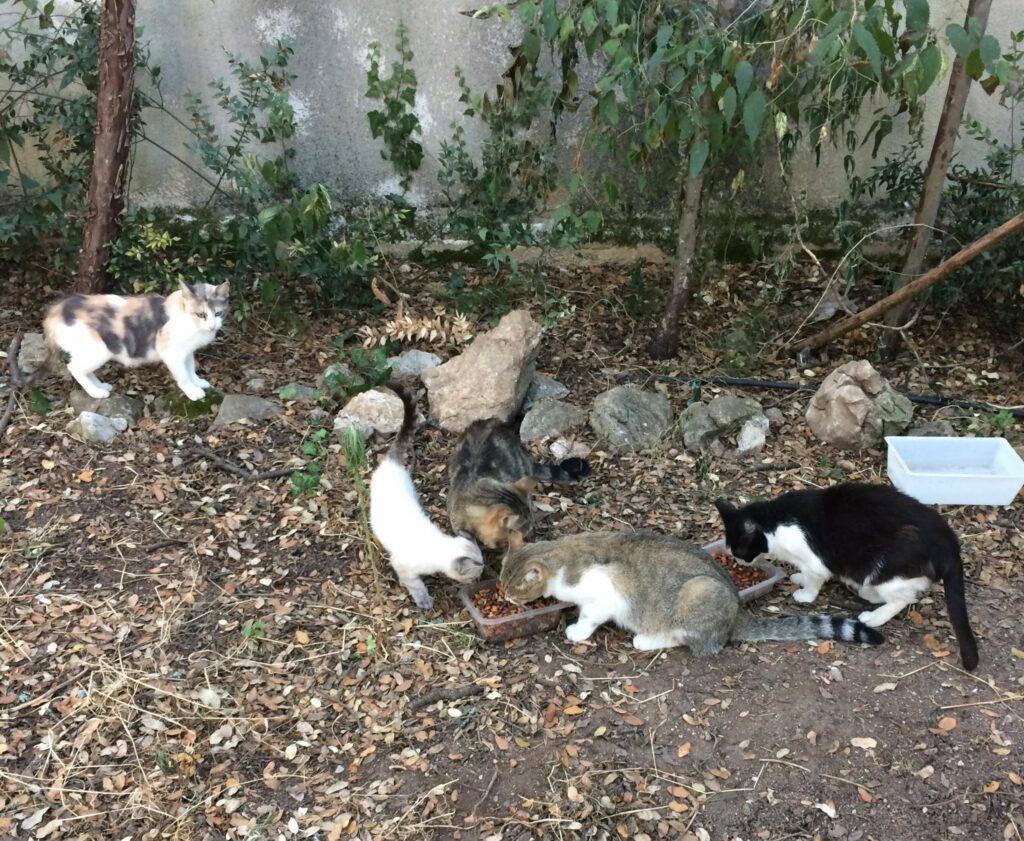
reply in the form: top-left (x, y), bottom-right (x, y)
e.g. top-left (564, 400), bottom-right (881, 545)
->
top-left (715, 482), bottom-right (978, 671)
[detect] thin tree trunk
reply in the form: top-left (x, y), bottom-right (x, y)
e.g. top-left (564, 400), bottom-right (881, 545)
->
top-left (798, 209), bottom-right (1024, 354)
top-left (75, 0), bottom-right (136, 294)
top-left (881, 0), bottom-right (993, 355)
top-left (648, 137), bottom-right (707, 359)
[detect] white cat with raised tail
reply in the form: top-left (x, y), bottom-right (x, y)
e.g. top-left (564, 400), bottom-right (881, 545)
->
top-left (369, 386), bottom-right (484, 610)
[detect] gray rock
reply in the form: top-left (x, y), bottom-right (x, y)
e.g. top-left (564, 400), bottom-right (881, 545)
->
top-left (153, 389), bottom-right (223, 419)
top-left (589, 386), bottom-right (673, 450)
top-left (245, 376), bottom-right (267, 393)
top-left (278, 383), bottom-right (319, 402)
top-left (736, 415), bottom-right (770, 454)
top-left (422, 309), bottom-right (542, 432)
top-left (317, 362), bottom-right (361, 395)
top-left (333, 388), bottom-right (404, 440)
top-left (387, 349), bottom-right (443, 379)
top-left (17, 332), bottom-right (49, 374)
top-left (707, 395), bottom-right (763, 429)
top-left (678, 403), bottom-right (719, 451)
top-left (520, 398), bottom-right (586, 442)
top-left (69, 390), bottom-right (144, 424)
top-left (523, 374), bottom-right (569, 410)
top-left (208, 394), bottom-right (282, 430)
top-left (907, 419), bottom-right (956, 437)
top-left (765, 407), bottom-right (786, 426)
top-left (806, 360), bottom-right (913, 449)
top-left (66, 411), bottom-right (128, 445)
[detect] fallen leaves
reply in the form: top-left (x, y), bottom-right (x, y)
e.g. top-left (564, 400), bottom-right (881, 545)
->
top-left (933, 716), bottom-right (958, 735)
top-left (873, 682), bottom-right (897, 693)
top-left (677, 741), bottom-right (692, 758)
top-left (850, 737), bottom-right (877, 750)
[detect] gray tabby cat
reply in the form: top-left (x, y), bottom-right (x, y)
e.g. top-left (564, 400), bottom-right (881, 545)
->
top-left (500, 530), bottom-right (884, 654)
top-left (448, 418), bottom-right (589, 549)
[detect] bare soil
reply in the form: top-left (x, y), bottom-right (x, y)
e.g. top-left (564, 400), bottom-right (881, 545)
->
top-left (1, 263), bottom-right (1022, 841)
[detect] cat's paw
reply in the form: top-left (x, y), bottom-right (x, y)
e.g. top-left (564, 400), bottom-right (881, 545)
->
top-left (792, 588), bottom-right (820, 604)
top-left (790, 572), bottom-right (806, 587)
top-left (858, 609), bottom-right (888, 627)
top-left (84, 384), bottom-right (112, 399)
top-left (565, 622), bottom-right (594, 643)
top-left (632, 634), bottom-right (666, 651)
top-left (181, 384), bottom-right (206, 402)
top-left (194, 377), bottom-right (211, 389)
top-left (412, 592), bottom-right (435, 611)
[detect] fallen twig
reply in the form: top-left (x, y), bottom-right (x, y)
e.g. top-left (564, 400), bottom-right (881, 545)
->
top-left (193, 446), bottom-right (295, 482)
top-left (470, 767), bottom-right (499, 818)
top-left (0, 391), bottom-right (16, 441)
top-left (408, 683), bottom-right (486, 712)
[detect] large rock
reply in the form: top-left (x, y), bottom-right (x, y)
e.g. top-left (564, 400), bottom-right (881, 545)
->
top-left (334, 388), bottom-right (404, 440)
top-left (66, 411), bottom-right (128, 445)
top-left (17, 332), bottom-right (49, 374)
top-left (679, 394), bottom-right (767, 452)
top-left (422, 309), bottom-right (541, 432)
top-left (589, 386), bottom-right (672, 450)
top-left (208, 395), bottom-right (282, 430)
top-left (387, 349), bottom-right (443, 380)
top-left (69, 390), bottom-right (144, 424)
top-left (520, 398), bottom-right (586, 442)
top-left (805, 360), bottom-right (913, 449)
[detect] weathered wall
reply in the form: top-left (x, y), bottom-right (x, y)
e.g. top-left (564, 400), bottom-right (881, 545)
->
top-left (103, 0), bottom-right (1024, 209)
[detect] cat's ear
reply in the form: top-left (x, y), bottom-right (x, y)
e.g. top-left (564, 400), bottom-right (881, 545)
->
top-left (454, 555), bottom-right (483, 577)
top-left (714, 499), bottom-right (736, 521)
top-left (178, 279), bottom-right (196, 301)
top-left (512, 476), bottom-right (537, 495)
top-left (524, 561), bottom-right (545, 584)
top-left (507, 529), bottom-right (524, 552)
top-left (215, 281), bottom-right (230, 298)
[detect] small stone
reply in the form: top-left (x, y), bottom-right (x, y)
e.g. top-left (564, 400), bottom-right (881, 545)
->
top-left (277, 383), bottom-right (319, 402)
top-left (736, 415), bottom-right (769, 454)
top-left (908, 419), bottom-right (956, 437)
top-left (69, 390), bottom-right (144, 424)
top-left (550, 437), bottom-right (592, 462)
top-left (765, 407), bottom-right (786, 426)
top-left (245, 376), bottom-right (266, 393)
top-left (66, 411), bottom-right (128, 445)
top-left (208, 395), bottom-right (282, 430)
top-left (317, 362), bottom-right (361, 395)
top-left (520, 398), bottom-right (586, 442)
top-left (334, 388), bottom-right (404, 440)
top-left (706, 395), bottom-right (763, 428)
top-left (523, 374), bottom-right (569, 410)
top-left (679, 403), bottom-right (718, 451)
top-left (154, 390), bottom-right (223, 419)
top-left (387, 349), bottom-right (443, 379)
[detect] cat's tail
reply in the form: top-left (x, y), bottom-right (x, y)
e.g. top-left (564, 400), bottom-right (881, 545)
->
top-left (385, 382), bottom-right (418, 468)
top-left (731, 611), bottom-right (884, 646)
top-left (530, 457), bottom-right (591, 484)
top-left (943, 559), bottom-right (979, 671)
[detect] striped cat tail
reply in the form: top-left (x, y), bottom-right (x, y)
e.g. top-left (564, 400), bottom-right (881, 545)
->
top-left (732, 612), bottom-right (884, 646)
top-left (943, 558), bottom-right (979, 671)
top-left (385, 383), bottom-right (418, 468)
top-left (530, 457), bottom-right (591, 484)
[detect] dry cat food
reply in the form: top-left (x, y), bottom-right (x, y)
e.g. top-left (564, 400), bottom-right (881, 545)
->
top-left (471, 583), bottom-right (556, 618)
top-left (709, 548), bottom-right (769, 590)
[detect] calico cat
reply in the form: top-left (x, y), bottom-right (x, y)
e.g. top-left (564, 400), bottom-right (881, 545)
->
top-left (42, 281), bottom-right (229, 401)
top-left (448, 418), bottom-right (590, 549)
top-left (714, 482), bottom-right (978, 671)
top-left (500, 530), bottom-right (883, 654)
top-left (370, 386), bottom-right (484, 610)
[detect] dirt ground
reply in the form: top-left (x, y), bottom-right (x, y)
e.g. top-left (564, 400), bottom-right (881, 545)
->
top-left (1, 263), bottom-right (1022, 841)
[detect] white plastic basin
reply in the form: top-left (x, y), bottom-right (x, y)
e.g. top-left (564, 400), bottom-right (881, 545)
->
top-left (885, 436), bottom-right (1024, 506)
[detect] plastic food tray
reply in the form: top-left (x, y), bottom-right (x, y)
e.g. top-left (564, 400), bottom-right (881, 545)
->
top-left (886, 436), bottom-right (1024, 506)
top-left (702, 539), bottom-right (785, 603)
top-left (460, 580), bottom-right (571, 642)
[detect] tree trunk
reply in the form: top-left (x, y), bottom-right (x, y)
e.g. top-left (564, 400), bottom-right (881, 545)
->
top-left (881, 0), bottom-right (993, 355)
top-left (797, 209), bottom-right (1024, 354)
top-left (648, 138), bottom-right (707, 359)
top-left (75, 0), bottom-right (136, 294)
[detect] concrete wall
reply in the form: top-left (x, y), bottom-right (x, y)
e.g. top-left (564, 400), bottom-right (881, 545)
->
top-left (82, 0), bottom-right (1024, 209)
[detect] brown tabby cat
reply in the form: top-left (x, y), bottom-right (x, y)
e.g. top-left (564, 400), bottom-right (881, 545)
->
top-left (447, 418), bottom-right (589, 549)
top-left (500, 530), bottom-right (884, 654)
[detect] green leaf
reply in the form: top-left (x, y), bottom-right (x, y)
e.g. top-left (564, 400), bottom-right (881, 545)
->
top-left (946, 24), bottom-right (971, 59)
top-left (558, 14), bottom-right (574, 41)
top-left (580, 6), bottom-right (597, 34)
top-left (599, 90), bottom-right (619, 125)
top-left (742, 89), bottom-right (766, 144)
top-left (978, 34), bottom-right (1000, 67)
top-left (689, 138), bottom-right (709, 177)
top-left (721, 86), bottom-right (737, 123)
top-left (522, 31), bottom-right (540, 63)
top-left (853, 23), bottom-right (882, 78)
top-left (904, 0), bottom-right (929, 32)
top-left (918, 43), bottom-right (942, 92)
top-left (774, 111), bottom-right (788, 141)
top-left (965, 48), bottom-right (984, 79)
top-left (735, 60), bottom-right (753, 97)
